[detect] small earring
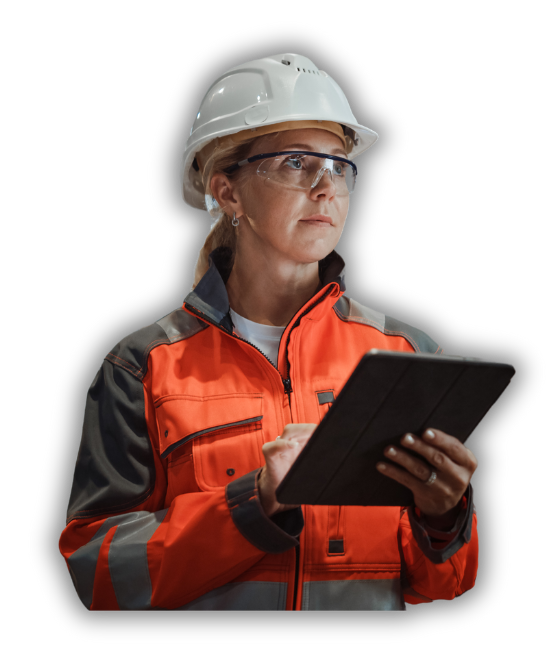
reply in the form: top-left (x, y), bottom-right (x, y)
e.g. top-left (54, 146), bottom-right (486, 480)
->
top-left (232, 212), bottom-right (239, 227)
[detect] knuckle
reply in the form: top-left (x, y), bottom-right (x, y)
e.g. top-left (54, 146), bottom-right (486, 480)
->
top-left (448, 442), bottom-right (461, 457)
top-left (468, 453), bottom-right (478, 471)
top-left (440, 484), bottom-right (453, 498)
top-left (432, 452), bottom-right (445, 467)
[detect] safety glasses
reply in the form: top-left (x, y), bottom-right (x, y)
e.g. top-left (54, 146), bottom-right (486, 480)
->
top-left (224, 151), bottom-right (358, 195)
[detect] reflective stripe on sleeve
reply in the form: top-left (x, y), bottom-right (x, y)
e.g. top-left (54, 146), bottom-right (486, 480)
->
top-left (67, 512), bottom-right (151, 610)
top-left (108, 509), bottom-right (167, 610)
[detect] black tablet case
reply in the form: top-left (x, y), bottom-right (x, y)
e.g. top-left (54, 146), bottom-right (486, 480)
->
top-left (276, 350), bottom-right (515, 507)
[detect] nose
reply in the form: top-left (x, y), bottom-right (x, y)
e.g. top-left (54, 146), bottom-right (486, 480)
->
top-left (310, 167), bottom-right (337, 201)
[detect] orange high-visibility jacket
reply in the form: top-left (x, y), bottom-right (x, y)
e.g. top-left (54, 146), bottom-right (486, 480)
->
top-left (60, 247), bottom-right (478, 610)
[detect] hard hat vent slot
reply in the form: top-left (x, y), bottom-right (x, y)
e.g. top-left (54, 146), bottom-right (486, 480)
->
top-left (281, 60), bottom-right (291, 65)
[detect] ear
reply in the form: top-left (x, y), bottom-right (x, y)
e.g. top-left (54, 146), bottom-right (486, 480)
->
top-left (210, 173), bottom-right (245, 216)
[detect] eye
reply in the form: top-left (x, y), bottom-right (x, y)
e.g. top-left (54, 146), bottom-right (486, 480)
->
top-left (285, 157), bottom-right (304, 170)
top-left (333, 163), bottom-right (345, 176)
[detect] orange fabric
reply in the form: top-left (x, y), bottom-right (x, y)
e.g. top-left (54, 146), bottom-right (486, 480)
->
top-left (91, 527), bottom-right (120, 610)
top-left (59, 274), bottom-right (478, 610)
top-left (399, 511), bottom-right (478, 602)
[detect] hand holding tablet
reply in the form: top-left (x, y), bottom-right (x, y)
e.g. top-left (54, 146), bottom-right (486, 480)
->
top-left (276, 350), bottom-right (515, 508)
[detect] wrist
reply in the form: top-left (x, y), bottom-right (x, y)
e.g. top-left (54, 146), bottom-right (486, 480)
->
top-left (420, 501), bottom-right (463, 532)
top-left (257, 467), bottom-right (278, 518)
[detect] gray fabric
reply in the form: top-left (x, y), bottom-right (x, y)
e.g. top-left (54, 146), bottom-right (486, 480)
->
top-left (333, 296), bottom-right (441, 354)
top-left (384, 315), bottom-right (441, 354)
top-left (185, 249), bottom-right (232, 326)
top-left (106, 322), bottom-right (169, 380)
top-left (156, 308), bottom-right (208, 343)
top-left (108, 509), bottom-right (167, 610)
top-left (179, 581), bottom-right (288, 610)
top-left (226, 469), bottom-right (303, 553)
top-left (185, 291), bottom-right (229, 330)
top-left (67, 362), bottom-right (154, 523)
top-left (302, 579), bottom-right (404, 611)
top-left (184, 246), bottom-right (346, 330)
top-left (408, 484), bottom-right (474, 564)
top-left (317, 391), bottom-right (335, 405)
top-left (68, 303), bottom-right (207, 524)
top-left (106, 306), bottom-right (206, 381)
top-left (333, 296), bottom-right (386, 331)
top-left (66, 512), bottom-right (147, 610)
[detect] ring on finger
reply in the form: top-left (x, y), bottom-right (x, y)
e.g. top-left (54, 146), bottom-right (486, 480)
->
top-left (425, 470), bottom-right (437, 486)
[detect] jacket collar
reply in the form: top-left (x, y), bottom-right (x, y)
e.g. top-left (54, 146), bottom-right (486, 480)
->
top-left (183, 246), bottom-right (346, 331)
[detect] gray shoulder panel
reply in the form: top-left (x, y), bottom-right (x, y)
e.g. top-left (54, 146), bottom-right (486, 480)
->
top-left (333, 296), bottom-right (442, 354)
top-left (106, 308), bottom-right (208, 381)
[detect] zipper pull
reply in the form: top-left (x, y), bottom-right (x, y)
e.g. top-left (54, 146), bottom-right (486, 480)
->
top-left (283, 377), bottom-right (293, 394)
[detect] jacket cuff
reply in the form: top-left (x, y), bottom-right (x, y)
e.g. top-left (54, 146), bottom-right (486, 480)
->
top-left (226, 469), bottom-right (303, 554)
top-left (408, 484), bottom-right (474, 565)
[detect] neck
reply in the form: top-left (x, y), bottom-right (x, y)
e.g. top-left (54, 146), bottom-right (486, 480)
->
top-left (226, 249), bottom-right (322, 327)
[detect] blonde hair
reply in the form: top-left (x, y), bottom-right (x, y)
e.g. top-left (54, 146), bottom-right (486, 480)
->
top-left (192, 137), bottom-right (258, 288)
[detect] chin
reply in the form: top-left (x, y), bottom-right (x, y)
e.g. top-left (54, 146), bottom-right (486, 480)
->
top-left (291, 238), bottom-right (336, 264)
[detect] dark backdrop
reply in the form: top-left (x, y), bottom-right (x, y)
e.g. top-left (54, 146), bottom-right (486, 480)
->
top-left (56, 38), bottom-right (519, 615)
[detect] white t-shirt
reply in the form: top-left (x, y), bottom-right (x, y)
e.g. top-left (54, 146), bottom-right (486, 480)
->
top-left (230, 308), bottom-right (285, 368)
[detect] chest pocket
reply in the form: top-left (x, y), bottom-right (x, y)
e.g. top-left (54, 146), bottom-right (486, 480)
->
top-left (155, 393), bottom-right (264, 491)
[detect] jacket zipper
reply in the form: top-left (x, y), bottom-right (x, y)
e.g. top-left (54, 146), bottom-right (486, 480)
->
top-left (282, 290), bottom-right (332, 396)
top-left (186, 290), bottom-right (333, 611)
top-left (185, 286), bottom-right (332, 395)
top-left (184, 303), bottom-right (294, 400)
top-left (283, 292), bottom-right (330, 611)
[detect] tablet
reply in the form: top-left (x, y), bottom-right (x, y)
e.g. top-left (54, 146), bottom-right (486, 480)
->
top-left (276, 350), bottom-right (515, 507)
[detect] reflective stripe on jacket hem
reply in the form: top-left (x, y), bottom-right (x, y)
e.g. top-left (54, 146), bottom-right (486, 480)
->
top-left (301, 579), bottom-right (404, 611)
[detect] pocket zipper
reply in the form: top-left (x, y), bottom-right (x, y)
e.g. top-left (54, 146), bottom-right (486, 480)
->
top-left (161, 416), bottom-right (263, 459)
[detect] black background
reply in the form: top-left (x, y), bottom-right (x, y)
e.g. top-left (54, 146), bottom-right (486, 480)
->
top-left (53, 25), bottom-right (519, 615)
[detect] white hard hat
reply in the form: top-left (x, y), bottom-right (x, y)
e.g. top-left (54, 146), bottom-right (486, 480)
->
top-left (182, 53), bottom-right (379, 210)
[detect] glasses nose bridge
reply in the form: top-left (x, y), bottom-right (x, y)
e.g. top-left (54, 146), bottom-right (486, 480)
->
top-left (311, 159), bottom-right (335, 191)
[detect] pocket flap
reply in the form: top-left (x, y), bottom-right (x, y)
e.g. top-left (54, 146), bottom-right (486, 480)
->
top-left (156, 393), bottom-right (263, 458)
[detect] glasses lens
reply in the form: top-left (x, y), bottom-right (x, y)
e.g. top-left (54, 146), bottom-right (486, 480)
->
top-left (256, 154), bottom-right (356, 195)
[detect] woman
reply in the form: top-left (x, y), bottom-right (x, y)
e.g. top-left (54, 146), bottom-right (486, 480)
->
top-left (59, 53), bottom-right (478, 610)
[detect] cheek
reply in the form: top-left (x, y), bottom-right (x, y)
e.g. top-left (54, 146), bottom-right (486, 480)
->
top-left (243, 182), bottom-right (300, 226)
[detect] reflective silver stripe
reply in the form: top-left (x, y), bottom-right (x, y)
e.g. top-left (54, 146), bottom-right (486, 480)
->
top-left (108, 509), bottom-right (167, 610)
top-left (156, 308), bottom-right (207, 343)
top-left (66, 512), bottom-right (147, 610)
top-left (302, 579), bottom-right (404, 611)
top-left (333, 296), bottom-right (386, 331)
top-left (179, 581), bottom-right (288, 610)
top-left (333, 296), bottom-right (441, 354)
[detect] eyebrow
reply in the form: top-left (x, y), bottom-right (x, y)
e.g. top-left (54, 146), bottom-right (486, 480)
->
top-left (279, 143), bottom-right (348, 157)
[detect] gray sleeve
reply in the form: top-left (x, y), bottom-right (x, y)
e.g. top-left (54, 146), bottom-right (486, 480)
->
top-left (407, 485), bottom-right (474, 564)
top-left (226, 469), bottom-right (303, 553)
top-left (66, 359), bottom-right (156, 524)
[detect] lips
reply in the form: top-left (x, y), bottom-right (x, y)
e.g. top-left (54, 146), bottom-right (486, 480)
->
top-left (299, 215), bottom-right (333, 225)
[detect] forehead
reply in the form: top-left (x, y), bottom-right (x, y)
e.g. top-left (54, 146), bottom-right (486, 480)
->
top-left (248, 128), bottom-right (347, 157)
